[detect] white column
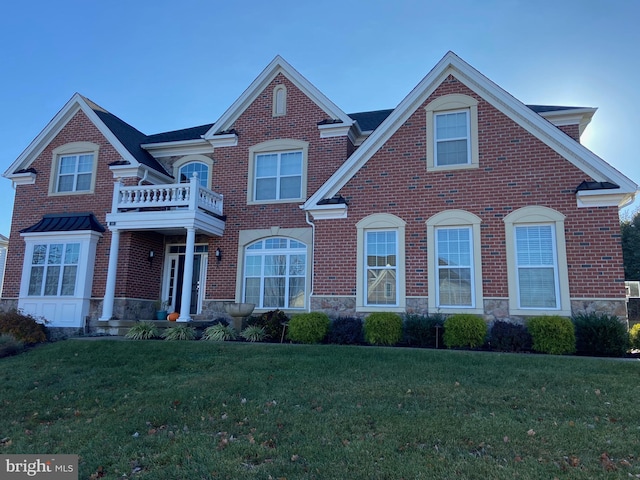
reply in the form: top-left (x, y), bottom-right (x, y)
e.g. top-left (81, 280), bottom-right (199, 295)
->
top-left (178, 227), bottom-right (196, 322)
top-left (99, 229), bottom-right (120, 321)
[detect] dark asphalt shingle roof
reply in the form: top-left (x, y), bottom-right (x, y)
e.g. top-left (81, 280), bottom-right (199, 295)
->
top-left (86, 98), bottom-right (590, 178)
top-left (84, 97), bottom-right (171, 177)
top-left (145, 124), bottom-right (215, 144)
top-left (20, 213), bottom-right (106, 234)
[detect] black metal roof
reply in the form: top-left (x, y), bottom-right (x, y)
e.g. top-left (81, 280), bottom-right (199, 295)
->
top-left (527, 105), bottom-right (589, 114)
top-left (20, 213), bottom-right (106, 234)
top-left (575, 180), bottom-right (620, 192)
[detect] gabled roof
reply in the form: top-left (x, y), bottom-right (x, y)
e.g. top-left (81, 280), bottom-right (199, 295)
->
top-left (203, 55), bottom-right (354, 138)
top-left (3, 94), bottom-right (171, 180)
top-left (303, 51), bottom-right (637, 212)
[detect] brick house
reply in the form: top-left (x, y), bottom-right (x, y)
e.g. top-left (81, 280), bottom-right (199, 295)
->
top-left (2, 52), bottom-right (637, 334)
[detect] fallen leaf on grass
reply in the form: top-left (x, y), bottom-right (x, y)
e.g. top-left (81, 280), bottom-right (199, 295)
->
top-left (527, 429), bottom-right (535, 436)
top-left (565, 456), bottom-right (580, 467)
top-left (600, 452), bottom-right (617, 471)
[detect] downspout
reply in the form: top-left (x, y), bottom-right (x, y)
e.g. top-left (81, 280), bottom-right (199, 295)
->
top-left (138, 168), bottom-right (149, 186)
top-left (305, 211), bottom-right (315, 313)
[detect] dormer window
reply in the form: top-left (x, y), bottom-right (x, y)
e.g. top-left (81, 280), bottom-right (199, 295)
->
top-left (273, 85), bottom-right (287, 117)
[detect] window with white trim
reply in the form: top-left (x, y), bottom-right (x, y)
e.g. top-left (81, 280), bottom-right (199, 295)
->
top-left (514, 225), bottom-right (559, 309)
top-left (243, 237), bottom-right (307, 309)
top-left (255, 151), bottom-right (302, 201)
top-left (179, 162), bottom-right (209, 188)
top-left (56, 154), bottom-right (94, 192)
top-left (435, 110), bottom-right (470, 166)
top-left (356, 213), bottom-right (406, 312)
top-left (425, 94), bottom-right (479, 171)
top-left (426, 210), bottom-right (483, 314)
top-left (365, 230), bottom-right (398, 306)
top-left (248, 140), bottom-right (308, 204)
top-left (503, 206), bottom-right (570, 316)
top-left (50, 142), bottom-right (99, 195)
top-left (28, 243), bottom-right (80, 296)
top-left (436, 227), bottom-right (474, 307)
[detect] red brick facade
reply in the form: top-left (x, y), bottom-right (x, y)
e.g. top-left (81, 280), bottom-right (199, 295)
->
top-left (2, 55), bottom-right (633, 329)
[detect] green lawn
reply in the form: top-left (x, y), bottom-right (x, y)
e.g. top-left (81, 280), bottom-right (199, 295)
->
top-left (1, 340), bottom-right (639, 479)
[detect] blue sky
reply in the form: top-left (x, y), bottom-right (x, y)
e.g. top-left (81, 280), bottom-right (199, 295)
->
top-left (1, 0), bottom-right (638, 235)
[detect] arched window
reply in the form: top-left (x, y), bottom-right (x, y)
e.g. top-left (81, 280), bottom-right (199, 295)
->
top-left (503, 206), bottom-right (570, 316)
top-left (179, 162), bottom-right (209, 188)
top-left (426, 209), bottom-right (484, 314)
top-left (243, 237), bottom-right (307, 309)
top-left (356, 213), bottom-right (406, 312)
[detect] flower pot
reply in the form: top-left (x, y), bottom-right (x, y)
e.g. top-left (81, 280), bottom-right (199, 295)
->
top-left (156, 310), bottom-right (168, 320)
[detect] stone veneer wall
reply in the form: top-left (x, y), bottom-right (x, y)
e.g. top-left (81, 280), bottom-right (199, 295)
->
top-left (311, 295), bottom-right (628, 323)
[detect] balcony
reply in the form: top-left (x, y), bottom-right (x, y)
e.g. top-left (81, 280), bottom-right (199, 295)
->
top-left (105, 175), bottom-right (226, 236)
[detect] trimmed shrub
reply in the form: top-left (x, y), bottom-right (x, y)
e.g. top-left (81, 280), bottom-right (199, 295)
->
top-left (0, 309), bottom-right (47, 344)
top-left (241, 325), bottom-right (267, 342)
top-left (527, 315), bottom-right (576, 355)
top-left (364, 312), bottom-right (403, 346)
top-left (125, 321), bottom-right (160, 340)
top-left (162, 325), bottom-right (197, 341)
top-left (572, 312), bottom-right (629, 357)
top-left (630, 323), bottom-right (640, 350)
top-left (0, 334), bottom-right (25, 358)
top-left (247, 310), bottom-right (287, 341)
top-left (287, 312), bottom-right (330, 344)
top-left (488, 321), bottom-right (532, 352)
top-left (403, 314), bottom-right (445, 348)
top-left (202, 323), bottom-right (237, 342)
top-left (443, 314), bottom-right (487, 349)
top-left (328, 317), bottom-right (364, 345)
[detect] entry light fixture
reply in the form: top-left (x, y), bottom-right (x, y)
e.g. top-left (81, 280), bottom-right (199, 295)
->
top-left (148, 250), bottom-right (155, 265)
top-left (215, 247), bottom-right (222, 263)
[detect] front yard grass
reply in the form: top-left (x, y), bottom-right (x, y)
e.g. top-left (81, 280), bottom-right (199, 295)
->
top-left (1, 340), bottom-right (639, 479)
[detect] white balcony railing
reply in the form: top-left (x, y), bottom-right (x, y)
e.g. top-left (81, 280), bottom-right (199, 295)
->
top-left (111, 174), bottom-right (223, 218)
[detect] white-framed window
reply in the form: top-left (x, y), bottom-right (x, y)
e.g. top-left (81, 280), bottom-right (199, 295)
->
top-left (248, 140), bottom-right (308, 204)
top-left (179, 162), bottom-right (209, 188)
top-left (435, 110), bottom-right (470, 166)
top-left (19, 228), bottom-right (103, 328)
top-left (503, 206), bottom-right (570, 316)
top-left (28, 243), bottom-right (80, 296)
top-left (514, 225), bottom-right (559, 309)
top-left (426, 210), bottom-right (483, 314)
top-left (435, 227), bottom-right (474, 307)
top-left (49, 142), bottom-right (99, 195)
top-left (365, 230), bottom-right (398, 306)
top-left (356, 213), bottom-right (406, 313)
top-left (255, 151), bottom-right (302, 201)
top-left (243, 237), bottom-right (307, 309)
top-left (57, 154), bottom-right (93, 192)
top-left (173, 155), bottom-right (214, 190)
top-left (425, 94), bottom-right (479, 171)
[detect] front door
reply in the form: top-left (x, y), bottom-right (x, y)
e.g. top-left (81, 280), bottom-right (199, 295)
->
top-left (163, 245), bottom-right (208, 315)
